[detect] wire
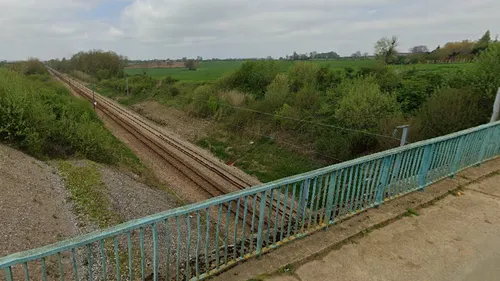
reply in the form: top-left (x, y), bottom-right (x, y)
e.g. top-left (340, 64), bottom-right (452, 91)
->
top-left (190, 97), bottom-right (405, 142)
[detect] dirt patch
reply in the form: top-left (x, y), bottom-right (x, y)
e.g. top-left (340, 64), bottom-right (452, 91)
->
top-left (132, 100), bottom-right (214, 142)
top-left (0, 144), bottom-right (78, 257)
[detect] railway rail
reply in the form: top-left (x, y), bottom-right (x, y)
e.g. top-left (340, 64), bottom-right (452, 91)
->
top-left (47, 68), bottom-right (293, 228)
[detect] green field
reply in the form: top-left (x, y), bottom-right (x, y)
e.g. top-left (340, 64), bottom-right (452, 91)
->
top-left (124, 60), bottom-right (472, 82)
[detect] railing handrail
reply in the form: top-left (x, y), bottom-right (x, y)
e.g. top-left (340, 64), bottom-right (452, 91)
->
top-left (1, 120), bottom-right (499, 272)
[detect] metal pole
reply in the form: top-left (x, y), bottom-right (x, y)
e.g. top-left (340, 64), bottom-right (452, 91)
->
top-left (92, 85), bottom-right (96, 111)
top-left (126, 77), bottom-right (129, 96)
top-left (394, 125), bottom-right (409, 146)
top-left (490, 88), bottom-right (500, 123)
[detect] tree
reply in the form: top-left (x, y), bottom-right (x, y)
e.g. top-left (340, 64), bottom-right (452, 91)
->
top-left (374, 36), bottom-right (399, 64)
top-left (196, 56), bottom-right (203, 61)
top-left (363, 52), bottom-right (369, 58)
top-left (410, 45), bottom-right (429, 54)
top-left (184, 59), bottom-right (198, 71)
top-left (351, 51), bottom-right (362, 58)
top-left (473, 30), bottom-right (491, 54)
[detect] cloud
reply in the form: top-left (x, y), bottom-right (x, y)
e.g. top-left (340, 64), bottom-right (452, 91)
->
top-left (0, 0), bottom-right (498, 60)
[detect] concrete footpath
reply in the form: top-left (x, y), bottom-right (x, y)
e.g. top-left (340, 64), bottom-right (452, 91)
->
top-left (215, 158), bottom-right (500, 281)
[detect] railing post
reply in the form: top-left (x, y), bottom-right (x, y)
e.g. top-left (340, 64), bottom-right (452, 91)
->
top-left (418, 144), bottom-right (435, 190)
top-left (256, 191), bottom-right (268, 257)
top-left (376, 156), bottom-right (393, 204)
top-left (4, 267), bottom-right (13, 281)
top-left (324, 172), bottom-right (337, 227)
top-left (450, 136), bottom-right (466, 177)
top-left (477, 129), bottom-right (493, 165)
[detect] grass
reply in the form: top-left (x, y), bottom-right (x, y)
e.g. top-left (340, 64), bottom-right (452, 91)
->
top-left (125, 60), bottom-right (472, 82)
top-left (196, 134), bottom-right (323, 183)
top-left (57, 160), bottom-right (122, 228)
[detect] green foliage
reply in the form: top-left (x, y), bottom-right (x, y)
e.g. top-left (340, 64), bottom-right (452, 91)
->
top-left (263, 73), bottom-right (290, 112)
top-left (0, 69), bottom-right (138, 166)
top-left (48, 50), bottom-right (126, 80)
top-left (8, 58), bottom-right (48, 76)
top-left (335, 77), bottom-right (401, 130)
top-left (288, 62), bottom-right (318, 92)
top-left (184, 59), bottom-right (198, 71)
top-left (219, 61), bottom-right (279, 98)
top-left (417, 87), bottom-right (489, 139)
top-left (186, 85), bottom-right (218, 117)
top-left (471, 43), bottom-right (500, 98)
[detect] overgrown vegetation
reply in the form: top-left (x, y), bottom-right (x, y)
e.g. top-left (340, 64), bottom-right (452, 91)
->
top-left (51, 37), bottom-right (500, 182)
top-left (0, 60), bottom-right (142, 172)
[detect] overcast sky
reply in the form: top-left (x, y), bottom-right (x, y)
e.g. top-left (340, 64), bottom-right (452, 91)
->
top-left (0, 0), bottom-right (498, 60)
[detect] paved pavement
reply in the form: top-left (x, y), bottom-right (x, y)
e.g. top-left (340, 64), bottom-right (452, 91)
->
top-left (266, 174), bottom-right (500, 281)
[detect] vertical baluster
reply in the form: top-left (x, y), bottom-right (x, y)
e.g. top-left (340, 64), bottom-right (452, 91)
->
top-left (114, 236), bottom-right (121, 281)
top-left (127, 232), bottom-right (133, 281)
top-left (256, 191), bottom-right (268, 257)
top-left (100, 240), bottom-right (107, 281)
top-left (286, 183), bottom-right (297, 238)
top-left (153, 223), bottom-right (159, 281)
top-left (175, 217), bottom-right (180, 281)
top-left (71, 248), bottom-right (78, 281)
top-left (196, 211), bottom-right (201, 280)
top-left (250, 195), bottom-right (258, 252)
top-left (367, 160), bottom-right (381, 206)
top-left (266, 190), bottom-right (275, 244)
top-left (294, 181), bottom-right (304, 233)
top-left (313, 176), bottom-right (324, 226)
top-left (140, 227), bottom-right (146, 281)
top-left (165, 220), bottom-right (171, 281)
top-left (41, 257), bottom-right (47, 281)
top-left (186, 215), bottom-right (191, 280)
top-left (58, 252), bottom-right (64, 281)
top-left (23, 262), bottom-right (30, 281)
top-left (357, 162), bottom-right (371, 210)
top-left (215, 204), bottom-right (222, 269)
top-left (224, 203), bottom-right (231, 265)
top-left (273, 188), bottom-right (282, 241)
top-left (345, 166), bottom-right (354, 214)
top-left (279, 185), bottom-right (289, 241)
top-left (87, 245), bottom-right (93, 281)
top-left (324, 171), bottom-right (337, 227)
top-left (204, 211), bottom-right (210, 274)
top-left (332, 169), bottom-right (344, 220)
top-left (353, 164), bottom-right (364, 212)
top-left (233, 198), bottom-right (241, 260)
top-left (240, 196), bottom-right (249, 257)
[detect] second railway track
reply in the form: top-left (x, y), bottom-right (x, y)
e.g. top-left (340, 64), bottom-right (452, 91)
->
top-left (48, 68), bottom-right (295, 228)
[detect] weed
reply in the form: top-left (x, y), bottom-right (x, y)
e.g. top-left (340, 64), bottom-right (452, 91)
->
top-left (406, 208), bottom-right (420, 217)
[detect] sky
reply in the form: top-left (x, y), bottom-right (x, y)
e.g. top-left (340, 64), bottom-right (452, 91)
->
top-left (0, 0), bottom-right (498, 60)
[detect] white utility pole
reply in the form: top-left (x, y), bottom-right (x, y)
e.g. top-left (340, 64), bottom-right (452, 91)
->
top-left (490, 88), bottom-right (500, 123)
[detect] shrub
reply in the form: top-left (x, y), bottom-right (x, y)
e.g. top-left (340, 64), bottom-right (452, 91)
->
top-left (187, 85), bottom-right (218, 117)
top-left (417, 87), bottom-right (490, 138)
top-left (0, 69), bottom-right (134, 164)
top-left (288, 62), bottom-right (318, 92)
top-left (219, 61), bottom-right (279, 99)
top-left (263, 74), bottom-right (290, 112)
top-left (335, 77), bottom-right (401, 130)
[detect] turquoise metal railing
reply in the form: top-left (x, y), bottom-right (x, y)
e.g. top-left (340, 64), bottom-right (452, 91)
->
top-left (2, 121), bottom-right (500, 281)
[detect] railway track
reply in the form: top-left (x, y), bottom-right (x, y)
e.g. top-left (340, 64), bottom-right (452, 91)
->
top-left (47, 68), bottom-right (293, 229)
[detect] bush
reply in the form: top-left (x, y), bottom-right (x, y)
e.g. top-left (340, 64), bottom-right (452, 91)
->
top-left (218, 61), bottom-right (279, 99)
top-left (187, 85), bottom-right (218, 117)
top-left (263, 74), bottom-right (290, 112)
top-left (417, 87), bottom-right (490, 138)
top-left (0, 69), bottom-right (134, 164)
top-left (335, 77), bottom-right (401, 130)
top-left (288, 62), bottom-right (318, 92)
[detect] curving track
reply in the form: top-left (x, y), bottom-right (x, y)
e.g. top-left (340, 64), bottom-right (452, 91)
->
top-left (46, 68), bottom-right (295, 228)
